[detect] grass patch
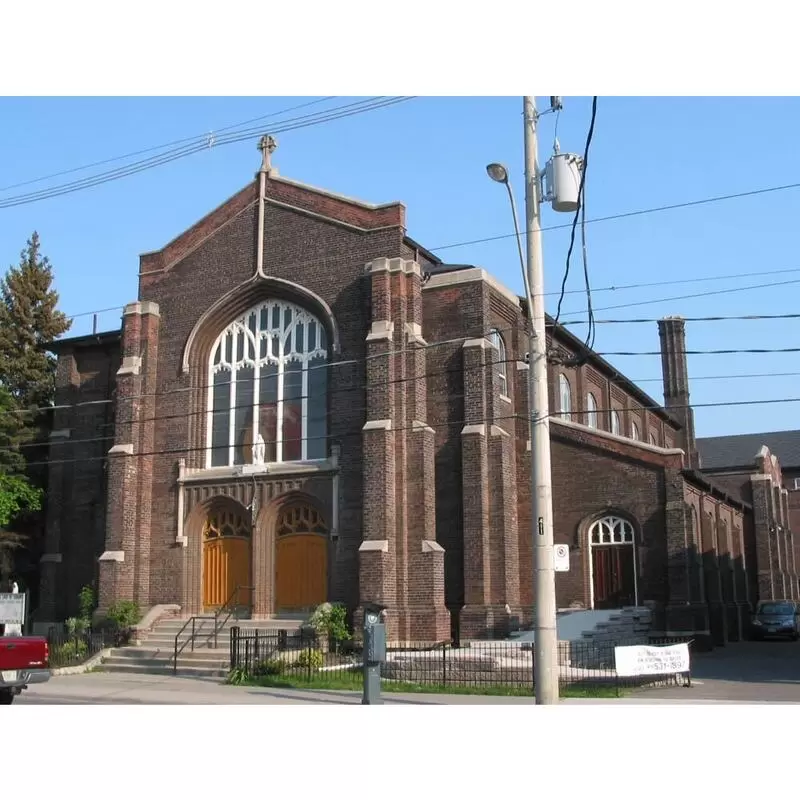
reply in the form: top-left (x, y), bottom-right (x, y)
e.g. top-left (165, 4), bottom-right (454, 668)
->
top-left (235, 673), bottom-right (621, 699)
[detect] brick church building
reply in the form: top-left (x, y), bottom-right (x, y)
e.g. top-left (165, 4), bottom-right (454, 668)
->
top-left (38, 140), bottom-right (796, 644)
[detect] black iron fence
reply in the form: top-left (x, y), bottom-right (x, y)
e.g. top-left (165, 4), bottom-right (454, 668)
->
top-left (47, 627), bottom-right (113, 668)
top-left (229, 627), bottom-right (692, 693)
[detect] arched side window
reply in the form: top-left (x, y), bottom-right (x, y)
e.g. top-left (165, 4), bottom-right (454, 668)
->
top-left (631, 420), bottom-right (641, 441)
top-left (649, 432), bottom-right (657, 446)
top-left (586, 392), bottom-right (598, 429)
top-left (559, 374), bottom-right (572, 420)
top-left (208, 299), bottom-right (328, 468)
top-left (488, 329), bottom-right (509, 398)
top-left (590, 515), bottom-right (635, 545)
top-left (611, 409), bottom-right (621, 436)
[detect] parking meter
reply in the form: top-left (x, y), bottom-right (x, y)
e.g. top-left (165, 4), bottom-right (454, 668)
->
top-left (362, 602), bottom-right (387, 705)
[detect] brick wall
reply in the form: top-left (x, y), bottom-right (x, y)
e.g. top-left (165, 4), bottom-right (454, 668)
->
top-left (40, 335), bottom-right (119, 622)
top-left (135, 179), bottom-right (406, 615)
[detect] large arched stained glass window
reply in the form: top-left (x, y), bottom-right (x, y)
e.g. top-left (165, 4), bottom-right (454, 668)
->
top-left (207, 299), bottom-right (329, 468)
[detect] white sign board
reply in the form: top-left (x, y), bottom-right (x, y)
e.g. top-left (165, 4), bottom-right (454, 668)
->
top-left (614, 642), bottom-right (690, 677)
top-left (0, 593), bottom-right (25, 625)
top-left (554, 544), bottom-right (570, 572)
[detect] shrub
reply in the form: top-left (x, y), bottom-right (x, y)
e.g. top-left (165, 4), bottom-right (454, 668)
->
top-left (105, 600), bottom-right (141, 631)
top-left (252, 658), bottom-right (285, 677)
top-left (52, 638), bottom-right (88, 664)
top-left (295, 648), bottom-right (324, 671)
top-left (226, 666), bottom-right (249, 685)
top-left (78, 585), bottom-right (96, 621)
top-left (308, 602), bottom-right (350, 645)
top-left (65, 617), bottom-right (89, 637)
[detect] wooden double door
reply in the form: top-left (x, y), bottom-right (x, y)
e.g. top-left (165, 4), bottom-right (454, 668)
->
top-left (202, 532), bottom-right (327, 613)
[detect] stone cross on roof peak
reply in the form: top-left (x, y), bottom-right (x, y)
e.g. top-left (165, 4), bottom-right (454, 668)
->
top-left (258, 135), bottom-right (278, 174)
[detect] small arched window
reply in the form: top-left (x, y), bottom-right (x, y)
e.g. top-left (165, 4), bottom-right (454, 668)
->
top-left (631, 421), bottom-right (641, 441)
top-left (488, 329), bottom-right (508, 398)
top-left (558, 374), bottom-right (572, 420)
top-left (586, 392), bottom-right (598, 429)
top-left (208, 299), bottom-right (329, 468)
top-left (611, 409), bottom-right (621, 436)
top-left (649, 432), bottom-right (657, 446)
top-left (590, 515), bottom-right (635, 545)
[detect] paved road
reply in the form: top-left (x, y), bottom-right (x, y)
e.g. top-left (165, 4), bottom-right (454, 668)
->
top-left (12, 640), bottom-right (799, 704)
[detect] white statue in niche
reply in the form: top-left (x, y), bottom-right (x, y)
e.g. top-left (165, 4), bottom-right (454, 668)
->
top-left (253, 433), bottom-right (266, 466)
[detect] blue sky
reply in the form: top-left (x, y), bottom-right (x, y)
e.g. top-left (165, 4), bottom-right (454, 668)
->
top-left (1, 96), bottom-right (798, 439)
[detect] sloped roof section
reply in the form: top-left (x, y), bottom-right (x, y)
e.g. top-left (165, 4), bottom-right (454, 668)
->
top-left (697, 429), bottom-right (800, 470)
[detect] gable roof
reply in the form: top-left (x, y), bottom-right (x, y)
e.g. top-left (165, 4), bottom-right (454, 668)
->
top-left (697, 429), bottom-right (800, 471)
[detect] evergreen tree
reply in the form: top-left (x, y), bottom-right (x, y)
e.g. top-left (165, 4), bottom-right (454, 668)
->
top-left (0, 233), bottom-right (71, 586)
top-left (0, 232), bottom-right (71, 414)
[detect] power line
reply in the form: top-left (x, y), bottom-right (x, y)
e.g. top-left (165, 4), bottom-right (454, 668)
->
top-left (60, 261), bottom-right (800, 333)
top-left (561, 312), bottom-right (800, 326)
top-left (0, 97), bottom-right (391, 205)
top-left (595, 347), bottom-right (800, 357)
top-left (554, 95), bottom-right (598, 344)
top-left (629, 371), bottom-right (800, 384)
top-left (558, 276), bottom-right (800, 317)
top-left (0, 98), bottom-right (415, 209)
top-left (6, 330), bottom-right (800, 452)
top-left (429, 178), bottom-right (800, 253)
top-left (17, 391), bottom-right (800, 472)
top-left (0, 97), bottom-right (338, 193)
top-left (8, 310), bottom-right (800, 427)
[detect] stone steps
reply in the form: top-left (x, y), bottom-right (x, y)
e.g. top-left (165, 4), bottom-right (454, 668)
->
top-left (97, 614), bottom-right (307, 678)
top-left (578, 607), bottom-right (654, 654)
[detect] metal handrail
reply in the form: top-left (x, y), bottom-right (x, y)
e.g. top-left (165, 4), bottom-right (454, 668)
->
top-left (212, 585), bottom-right (255, 648)
top-left (173, 615), bottom-right (214, 674)
top-left (172, 585), bottom-right (255, 673)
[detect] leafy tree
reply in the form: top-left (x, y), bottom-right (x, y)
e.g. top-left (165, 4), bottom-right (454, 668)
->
top-left (0, 385), bottom-right (41, 582)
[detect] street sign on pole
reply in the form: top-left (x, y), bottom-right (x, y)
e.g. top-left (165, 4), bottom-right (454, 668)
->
top-left (554, 544), bottom-right (570, 572)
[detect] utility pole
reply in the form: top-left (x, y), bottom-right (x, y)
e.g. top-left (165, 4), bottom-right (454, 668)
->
top-left (523, 96), bottom-right (559, 705)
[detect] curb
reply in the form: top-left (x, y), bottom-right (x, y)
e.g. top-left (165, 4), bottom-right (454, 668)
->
top-left (51, 648), bottom-right (112, 676)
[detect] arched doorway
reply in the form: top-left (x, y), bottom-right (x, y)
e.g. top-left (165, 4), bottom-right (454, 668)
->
top-left (274, 503), bottom-right (328, 612)
top-left (589, 516), bottom-right (638, 609)
top-left (202, 506), bottom-right (252, 611)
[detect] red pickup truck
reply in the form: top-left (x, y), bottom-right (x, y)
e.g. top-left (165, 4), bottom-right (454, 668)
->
top-left (0, 636), bottom-right (50, 704)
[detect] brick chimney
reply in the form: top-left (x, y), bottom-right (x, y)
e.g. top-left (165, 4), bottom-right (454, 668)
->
top-left (658, 316), bottom-right (698, 469)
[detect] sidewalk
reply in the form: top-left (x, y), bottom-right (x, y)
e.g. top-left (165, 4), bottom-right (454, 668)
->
top-left (16, 672), bottom-right (741, 705)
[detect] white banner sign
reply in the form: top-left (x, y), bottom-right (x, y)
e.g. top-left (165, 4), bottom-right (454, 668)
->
top-left (0, 594), bottom-right (25, 625)
top-left (614, 642), bottom-right (690, 677)
top-left (554, 544), bottom-right (570, 572)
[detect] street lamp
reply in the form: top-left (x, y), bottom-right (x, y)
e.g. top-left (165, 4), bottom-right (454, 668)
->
top-left (485, 96), bottom-right (559, 705)
top-left (486, 162), bottom-right (509, 184)
top-left (484, 163), bottom-right (533, 317)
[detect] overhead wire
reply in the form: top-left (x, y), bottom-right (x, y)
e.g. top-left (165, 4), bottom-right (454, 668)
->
top-left (0, 97), bottom-right (397, 203)
top-left (0, 97), bottom-right (338, 193)
top-left (553, 96), bottom-right (598, 351)
top-left (4, 317), bottom-right (800, 437)
top-left (561, 312), bottom-right (800, 326)
top-left (60, 260), bottom-right (800, 333)
top-left (428, 178), bottom-right (800, 253)
top-left (15, 391), bottom-right (800, 472)
top-left (0, 97), bottom-right (415, 209)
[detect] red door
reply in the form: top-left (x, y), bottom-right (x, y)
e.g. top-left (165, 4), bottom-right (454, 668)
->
top-left (592, 545), bottom-right (636, 609)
